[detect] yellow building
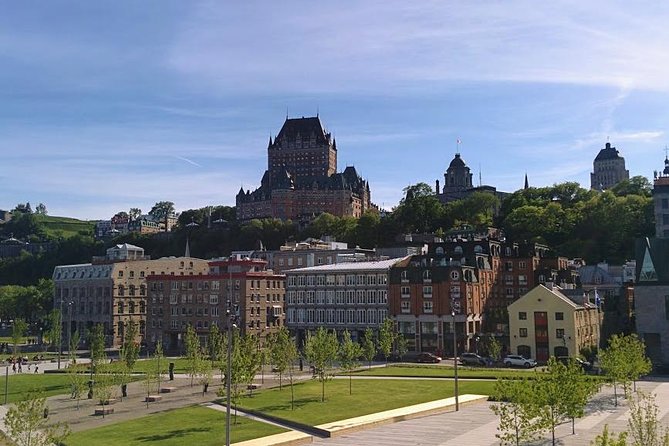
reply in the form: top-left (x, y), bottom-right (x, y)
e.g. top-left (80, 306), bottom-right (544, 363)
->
top-left (508, 285), bottom-right (600, 363)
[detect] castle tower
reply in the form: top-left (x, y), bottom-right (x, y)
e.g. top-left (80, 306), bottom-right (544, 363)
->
top-left (590, 142), bottom-right (629, 190)
top-left (443, 153), bottom-right (473, 193)
top-left (653, 156), bottom-right (669, 238)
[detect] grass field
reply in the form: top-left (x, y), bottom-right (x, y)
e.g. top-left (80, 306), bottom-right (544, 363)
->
top-left (352, 364), bottom-right (538, 379)
top-left (0, 373), bottom-right (73, 403)
top-left (34, 215), bottom-right (94, 239)
top-left (64, 406), bottom-right (286, 446)
top-left (238, 378), bottom-right (495, 426)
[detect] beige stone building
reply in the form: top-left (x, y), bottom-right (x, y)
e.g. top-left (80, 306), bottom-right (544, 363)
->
top-left (53, 243), bottom-right (209, 347)
top-left (508, 285), bottom-right (600, 363)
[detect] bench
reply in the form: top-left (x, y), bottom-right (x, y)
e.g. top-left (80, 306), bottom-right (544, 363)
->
top-left (94, 407), bottom-right (114, 416)
top-left (145, 395), bottom-right (162, 402)
top-left (159, 386), bottom-right (177, 393)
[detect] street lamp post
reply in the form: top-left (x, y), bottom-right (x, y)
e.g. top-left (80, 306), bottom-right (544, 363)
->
top-left (225, 299), bottom-right (235, 446)
top-left (57, 298), bottom-right (63, 369)
top-left (452, 310), bottom-right (459, 412)
top-left (67, 301), bottom-right (73, 358)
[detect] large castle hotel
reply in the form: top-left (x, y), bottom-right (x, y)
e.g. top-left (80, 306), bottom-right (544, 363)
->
top-left (236, 116), bottom-right (373, 221)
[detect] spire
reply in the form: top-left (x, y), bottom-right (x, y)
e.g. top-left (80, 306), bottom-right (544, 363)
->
top-left (184, 237), bottom-right (190, 258)
top-left (268, 135), bottom-right (273, 148)
top-left (524, 173), bottom-right (529, 190)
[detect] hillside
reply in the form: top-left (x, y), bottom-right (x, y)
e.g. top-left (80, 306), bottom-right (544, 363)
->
top-left (32, 214), bottom-right (94, 238)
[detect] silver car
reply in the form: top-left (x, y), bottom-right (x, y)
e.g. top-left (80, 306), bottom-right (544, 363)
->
top-left (503, 355), bottom-right (537, 368)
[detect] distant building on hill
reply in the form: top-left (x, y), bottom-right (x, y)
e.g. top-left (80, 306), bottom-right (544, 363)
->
top-left (236, 116), bottom-right (374, 222)
top-left (590, 142), bottom-right (629, 190)
top-left (434, 152), bottom-right (508, 206)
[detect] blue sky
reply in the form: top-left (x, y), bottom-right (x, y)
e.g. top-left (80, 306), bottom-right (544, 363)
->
top-left (2, 1), bottom-right (669, 220)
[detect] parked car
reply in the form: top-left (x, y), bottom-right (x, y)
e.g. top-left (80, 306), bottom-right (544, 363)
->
top-left (556, 356), bottom-right (593, 372)
top-left (503, 355), bottom-right (537, 368)
top-left (416, 352), bottom-right (442, 363)
top-left (460, 352), bottom-right (487, 366)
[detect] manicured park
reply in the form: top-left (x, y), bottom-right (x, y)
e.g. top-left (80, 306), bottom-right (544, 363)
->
top-left (64, 405), bottom-right (286, 446)
top-left (237, 378), bottom-right (496, 426)
top-left (1, 373), bottom-right (72, 404)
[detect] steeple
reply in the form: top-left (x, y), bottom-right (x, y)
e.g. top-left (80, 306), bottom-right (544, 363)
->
top-left (267, 136), bottom-right (273, 149)
top-left (184, 237), bottom-right (190, 258)
top-left (524, 173), bottom-right (529, 190)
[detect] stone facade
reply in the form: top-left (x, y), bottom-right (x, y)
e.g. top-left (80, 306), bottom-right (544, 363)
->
top-left (285, 258), bottom-right (401, 345)
top-left (236, 116), bottom-right (373, 221)
top-left (146, 258), bottom-right (285, 352)
top-left (590, 142), bottom-right (629, 190)
top-left (435, 153), bottom-right (507, 205)
top-left (53, 243), bottom-right (209, 348)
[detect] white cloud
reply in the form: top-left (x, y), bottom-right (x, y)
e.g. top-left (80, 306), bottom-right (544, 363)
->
top-left (168, 1), bottom-right (669, 93)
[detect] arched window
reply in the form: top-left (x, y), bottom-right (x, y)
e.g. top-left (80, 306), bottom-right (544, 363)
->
top-left (423, 270), bottom-right (431, 280)
top-left (401, 270), bottom-right (408, 281)
top-left (474, 245), bottom-right (483, 253)
top-left (454, 246), bottom-right (463, 255)
top-left (450, 271), bottom-right (460, 281)
top-left (517, 345), bottom-right (531, 358)
top-left (435, 247), bottom-right (444, 255)
top-left (464, 270), bottom-right (473, 282)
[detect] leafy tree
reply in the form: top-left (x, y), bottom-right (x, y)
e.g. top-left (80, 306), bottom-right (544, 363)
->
top-left (121, 321), bottom-right (140, 371)
top-left (378, 319), bottom-right (394, 364)
top-left (149, 201), bottom-right (175, 222)
top-left (491, 378), bottom-right (544, 446)
top-left (557, 358), bottom-right (600, 434)
top-left (592, 425), bottom-right (628, 446)
top-left (45, 309), bottom-right (62, 353)
top-left (269, 327), bottom-right (294, 390)
top-left (34, 203), bottom-right (48, 215)
top-left (11, 318), bottom-right (27, 356)
top-left (362, 327), bottom-right (376, 368)
top-left (393, 183), bottom-right (444, 233)
top-left (94, 363), bottom-right (116, 417)
top-left (183, 324), bottom-right (200, 387)
top-left (627, 391), bottom-right (669, 446)
top-left (208, 324), bottom-right (224, 377)
top-left (304, 327), bottom-right (339, 402)
top-left (196, 352), bottom-right (213, 397)
top-left (67, 331), bottom-right (87, 410)
top-left (611, 175), bottom-right (652, 197)
top-left (600, 334), bottom-right (652, 406)
top-left (128, 208), bottom-right (142, 221)
top-left (395, 333), bottom-right (409, 361)
top-left (339, 330), bottom-right (363, 395)
top-left (486, 336), bottom-right (502, 364)
top-left (4, 390), bottom-right (70, 446)
top-left (88, 323), bottom-right (106, 375)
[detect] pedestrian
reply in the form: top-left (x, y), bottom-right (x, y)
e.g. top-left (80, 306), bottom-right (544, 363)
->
top-left (17, 363), bottom-right (22, 373)
top-left (34, 365), bottom-right (38, 374)
top-left (27, 363), bottom-right (31, 372)
top-left (11, 363), bottom-right (16, 373)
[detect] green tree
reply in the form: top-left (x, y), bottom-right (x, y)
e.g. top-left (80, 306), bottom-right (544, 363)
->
top-left (149, 201), bottom-right (175, 222)
top-left (88, 323), bottom-right (106, 375)
top-left (4, 390), bottom-right (70, 446)
top-left (558, 358), bottom-right (601, 434)
top-left (627, 391), bottom-right (669, 446)
top-left (183, 324), bottom-right (200, 387)
top-left (94, 363), bottom-right (116, 418)
top-left (120, 321), bottom-right (140, 371)
top-left (396, 333), bottom-right (409, 361)
top-left (269, 327), bottom-right (294, 390)
top-left (362, 327), bottom-right (376, 368)
top-left (486, 336), bottom-right (502, 364)
top-left (304, 327), bottom-right (339, 402)
top-left (11, 318), bottom-right (27, 356)
top-left (600, 334), bottom-right (652, 406)
top-left (491, 378), bottom-right (544, 446)
top-left (45, 309), bottom-right (62, 353)
top-left (128, 208), bottom-right (142, 221)
top-left (378, 319), bottom-right (394, 364)
top-left (338, 330), bottom-right (363, 395)
top-left (591, 425), bottom-right (628, 446)
top-left (393, 183), bottom-right (444, 233)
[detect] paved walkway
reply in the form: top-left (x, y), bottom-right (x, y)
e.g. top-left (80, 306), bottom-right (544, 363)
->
top-left (310, 380), bottom-right (669, 446)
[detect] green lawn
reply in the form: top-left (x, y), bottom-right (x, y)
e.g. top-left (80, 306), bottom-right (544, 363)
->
top-left (1, 373), bottom-right (73, 403)
top-left (64, 406), bottom-right (286, 446)
top-left (352, 364), bottom-right (539, 379)
top-left (238, 378), bottom-right (495, 426)
top-left (34, 214), bottom-right (94, 238)
top-left (127, 358), bottom-right (194, 374)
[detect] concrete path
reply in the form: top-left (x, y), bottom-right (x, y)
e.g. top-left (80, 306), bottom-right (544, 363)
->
top-left (311, 380), bottom-right (669, 446)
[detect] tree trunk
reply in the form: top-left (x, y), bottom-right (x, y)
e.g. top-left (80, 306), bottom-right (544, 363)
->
top-left (279, 372), bottom-right (282, 390)
top-left (290, 371), bottom-right (295, 411)
top-left (614, 381), bottom-right (618, 407)
top-left (321, 377), bottom-right (325, 402)
top-left (572, 417), bottom-right (575, 435)
top-left (349, 372), bottom-right (352, 395)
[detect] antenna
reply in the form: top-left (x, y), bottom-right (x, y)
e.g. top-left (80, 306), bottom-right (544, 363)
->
top-left (456, 138), bottom-right (461, 155)
top-left (316, 105), bottom-right (319, 118)
top-left (665, 145), bottom-right (668, 160)
top-left (478, 163), bottom-right (482, 187)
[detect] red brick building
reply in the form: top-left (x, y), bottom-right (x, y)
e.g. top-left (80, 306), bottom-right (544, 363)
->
top-left (146, 258), bottom-right (285, 352)
top-left (388, 229), bottom-right (578, 355)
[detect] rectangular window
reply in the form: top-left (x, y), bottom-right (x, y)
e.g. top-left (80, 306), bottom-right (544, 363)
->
top-left (519, 328), bottom-right (528, 337)
top-left (556, 328), bottom-right (565, 339)
top-left (555, 312), bottom-right (564, 320)
top-left (401, 286), bottom-right (410, 298)
top-left (400, 301), bottom-right (410, 314)
top-left (519, 312), bottom-right (527, 320)
top-left (423, 286), bottom-right (432, 298)
top-left (423, 301), bottom-right (433, 313)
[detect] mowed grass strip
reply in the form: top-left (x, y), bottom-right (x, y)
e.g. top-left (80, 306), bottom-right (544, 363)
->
top-left (64, 406), bottom-right (286, 446)
top-left (1, 374), bottom-right (73, 403)
top-left (352, 364), bottom-right (537, 379)
top-left (238, 378), bottom-right (495, 426)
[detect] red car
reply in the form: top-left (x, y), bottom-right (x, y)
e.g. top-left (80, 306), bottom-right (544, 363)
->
top-left (416, 352), bottom-right (442, 363)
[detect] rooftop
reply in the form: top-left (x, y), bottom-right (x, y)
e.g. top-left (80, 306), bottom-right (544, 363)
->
top-left (286, 257), bottom-right (407, 273)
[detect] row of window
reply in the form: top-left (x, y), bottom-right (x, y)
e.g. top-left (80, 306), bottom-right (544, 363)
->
top-left (57, 287), bottom-right (111, 299)
top-left (167, 306), bottom-right (220, 317)
top-left (286, 308), bottom-right (387, 325)
top-left (517, 328), bottom-right (566, 338)
top-left (287, 273), bottom-right (388, 287)
top-left (286, 289), bottom-right (388, 305)
top-left (518, 311), bottom-right (563, 320)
